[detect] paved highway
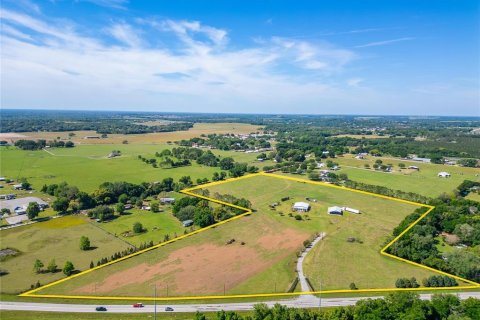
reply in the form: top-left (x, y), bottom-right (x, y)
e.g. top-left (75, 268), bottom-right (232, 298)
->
top-left (1, 292), bottom-right (479, 313)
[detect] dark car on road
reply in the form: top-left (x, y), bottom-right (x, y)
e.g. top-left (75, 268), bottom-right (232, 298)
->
top-left (95, 306), bottom-right (107, 312)
top-left (165, 307), bottom-right (174, 311)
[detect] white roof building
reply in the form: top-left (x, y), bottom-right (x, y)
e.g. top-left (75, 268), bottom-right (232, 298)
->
top-left (292, 202), bottom-right (311, 212)
top-left (438, 172), bottom-right (451, 178)
top-left (328, 206), bottom-right (343, 215)
top-left (342, 207), bottom-right (360, 214)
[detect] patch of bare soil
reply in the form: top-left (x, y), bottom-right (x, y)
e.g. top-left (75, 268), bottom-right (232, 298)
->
top-left (75, 228), bottom-right (306, 295)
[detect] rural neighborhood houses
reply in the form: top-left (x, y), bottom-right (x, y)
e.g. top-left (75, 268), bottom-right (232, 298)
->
top-left (438, 172), bottom-right (451, 178)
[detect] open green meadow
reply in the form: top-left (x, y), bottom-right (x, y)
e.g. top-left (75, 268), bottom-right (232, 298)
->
top-left (202, 175), bottom-right (444, 290)
top-left (332, 155), bottom-right (480, 198)
top-left (0, 216), bottom-right (132, 294)
top-left (96, 207), bottom-right (186, 247)
top-left (0, 144), bottom-right (267, 193)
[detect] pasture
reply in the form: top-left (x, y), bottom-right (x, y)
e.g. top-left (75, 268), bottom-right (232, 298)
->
top-left (0, 216), bottom-right (132, 294)
top-left (0, 144), bottom-right (266, 193)
top-left (333, 155), bottom-right (480, 197)
top-left (96, 207), bottom-right (186, 247)
top-left (34, 174), bottom-right (445, 299)
top-left (202, 175), bottom-right (443, 290)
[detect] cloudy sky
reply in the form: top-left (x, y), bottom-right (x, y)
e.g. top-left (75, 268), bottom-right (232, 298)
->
top-left (1, 0), bottom-right (479, 116)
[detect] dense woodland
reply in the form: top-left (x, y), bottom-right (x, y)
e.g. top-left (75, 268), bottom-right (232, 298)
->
top-left (387, 197), bottom-right (480, 283)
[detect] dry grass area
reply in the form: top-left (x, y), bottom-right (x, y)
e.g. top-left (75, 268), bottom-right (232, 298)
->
top-left (7, 123), bottom-right (264, 145)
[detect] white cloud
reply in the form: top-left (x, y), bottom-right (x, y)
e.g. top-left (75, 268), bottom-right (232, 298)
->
top-left (347, 78), bottom-right (364, 87)
top-left (79, 0), bottom-right (129, 9)
top-left (107, 23), bottom-right (143, 47)
top-left (355, 37), bottom-right (414, 48)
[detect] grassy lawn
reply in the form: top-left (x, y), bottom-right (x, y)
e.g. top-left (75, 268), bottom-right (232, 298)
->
top-left (97, 207), bottom-right (187, 247)
top-left (0, 216), bottom-right (132, 294)
top-left (330, 154), bottom-right (480, 198)
top-left (0, 144), bottom-right (267, 193)
top-left (466, 192), bottom-right (480, 202)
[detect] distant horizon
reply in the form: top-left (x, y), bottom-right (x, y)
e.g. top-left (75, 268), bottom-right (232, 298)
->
top-left (1, 108), bottom-right (479, 119)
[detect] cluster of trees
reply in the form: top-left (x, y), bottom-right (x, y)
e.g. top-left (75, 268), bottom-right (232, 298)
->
top-left (14, 139), bottom-right (74, 150)
top-left (394, 277), bottom-right (420, 288)
top-left (172, 197), bottom-right (215, 227)
top-left (178, 133), bottom-right (272, 151)
top-left (191, 293), bottom-right (480, 320)
top-left (172, 194), bottom-right (246, 227)
top-left (138, 147), bottom-right (258, 178)
top-left (387, 197), bottom-right (480, 283)
top-left (33, 259), bottom-right (74, 276)
top-left (456, 180), bottom-right (480, 197)
top-left (42, 178), bottom-right (179, 216)
top-left (423, 275), bottom-right (458, 287)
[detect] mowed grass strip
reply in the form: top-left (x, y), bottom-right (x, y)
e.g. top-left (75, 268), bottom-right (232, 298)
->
top-left (203, 175), bottom-right (446, 290)
top-left (332, 154), bottom-right (480, 198)
top-left (35, 212), bottom-right (309, 297)
top-left (0, 216), bottom-right (132, 294)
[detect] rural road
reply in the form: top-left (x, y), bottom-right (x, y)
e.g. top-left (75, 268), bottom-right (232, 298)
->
top-left (2, 292), bottom-right (480, 313)
top-left (296, 232), bottom-right (326, 292)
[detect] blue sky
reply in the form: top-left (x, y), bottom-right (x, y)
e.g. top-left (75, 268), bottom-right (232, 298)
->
top-left (1, 0), bottom-right (479, 116)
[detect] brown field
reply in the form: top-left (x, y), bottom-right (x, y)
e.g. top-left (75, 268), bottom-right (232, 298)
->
top-left (5, 123), bottom-right (264, 145)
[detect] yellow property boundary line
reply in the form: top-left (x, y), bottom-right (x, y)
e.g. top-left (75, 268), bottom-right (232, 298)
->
top-left (19, 172), bottom-right (480, 301)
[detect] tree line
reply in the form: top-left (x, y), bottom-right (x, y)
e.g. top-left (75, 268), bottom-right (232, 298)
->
top-left (191, 292), bottom-right (479, 320)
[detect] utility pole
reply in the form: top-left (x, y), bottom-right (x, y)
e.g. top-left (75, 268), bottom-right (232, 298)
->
top-left (153, 284), bottom-right (157, 320)
top-left (319, 279), bottom-right (322, 309)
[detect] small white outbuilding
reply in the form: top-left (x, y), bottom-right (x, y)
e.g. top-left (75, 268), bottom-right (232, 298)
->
top-left (438, 172), bottom-right (451, 178)
top-left (328, 206), bottom-right (343, 215)
top-left (292, 202), bottom-right (311, 212)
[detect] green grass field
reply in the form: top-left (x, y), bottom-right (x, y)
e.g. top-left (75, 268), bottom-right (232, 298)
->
top-left (204, 175), bottom-right (442, 291)
top-left (0, 144), bottom-right (268, 193)
top-left (330, 155), bottom-right (480, 198)
top-left (33, 174), bottom-right (447, 299)
top-left (0, 216), bottom-right (132, 294)
top-left (96, 207), bottom-right (186, 247)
